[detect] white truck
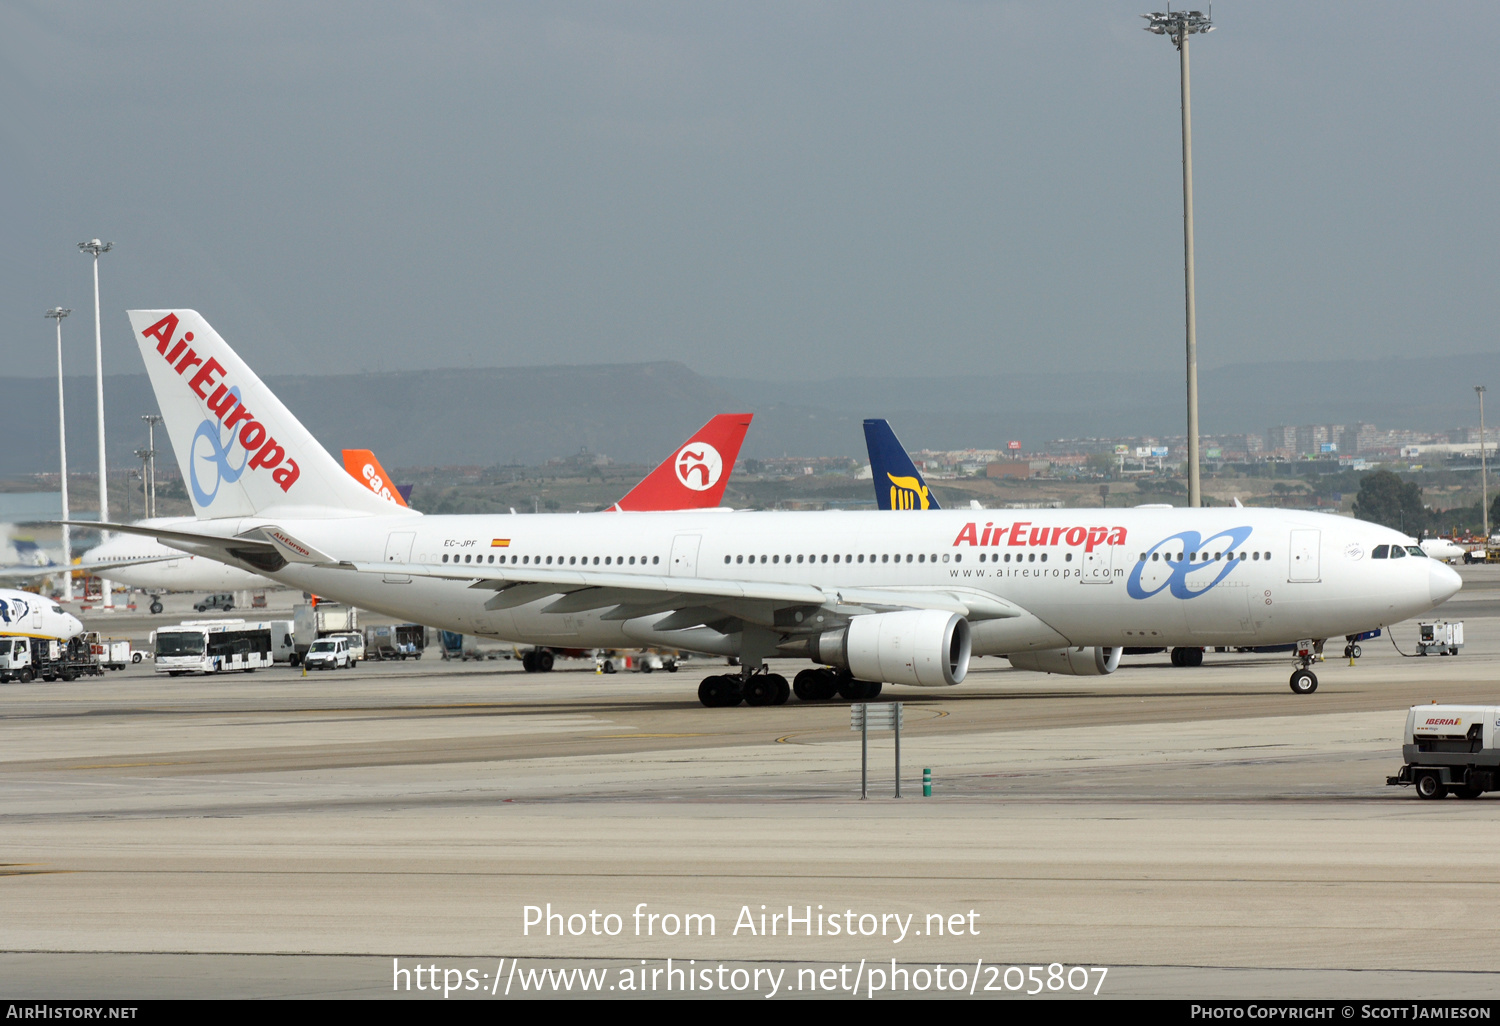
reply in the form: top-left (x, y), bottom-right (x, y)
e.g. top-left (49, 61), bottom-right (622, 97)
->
top-left (1387, 704), bottom-right (1500, 799)
top-left (291, 603), bottom-right (359, 665)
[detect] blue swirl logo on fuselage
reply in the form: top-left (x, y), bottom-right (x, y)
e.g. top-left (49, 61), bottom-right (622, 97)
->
top-left (0, 597), bottom-right (30, 624)
top-left (189, 386), bottom-right (247, 508)
top-left (1126, 526), bottom-right (1254, 600)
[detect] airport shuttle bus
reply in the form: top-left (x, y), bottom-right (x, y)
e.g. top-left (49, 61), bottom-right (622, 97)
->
top-left (153, 620), bottom-right (275, 676)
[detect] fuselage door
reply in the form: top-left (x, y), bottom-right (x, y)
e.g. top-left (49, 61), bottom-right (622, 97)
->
top-left (384, 531), bottom-right (417, 584)
top-left (1080, 543), bottom-right (1115, 584)
top-left (1288, 529), bottom-right (1320, 582)
top-left (669, 535), bottom-right (701, 578)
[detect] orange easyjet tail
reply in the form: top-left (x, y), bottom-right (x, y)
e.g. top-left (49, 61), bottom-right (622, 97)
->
top-left (612, 414), bottom-right (752, 511)
top-left (341, 449), bottom-right (410, 508)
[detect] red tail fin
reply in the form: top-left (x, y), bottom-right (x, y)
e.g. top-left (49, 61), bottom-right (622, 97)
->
top-left (341, 449), bottom-right (410, 508)
top-left (613, 414), bottom-right (752, 511)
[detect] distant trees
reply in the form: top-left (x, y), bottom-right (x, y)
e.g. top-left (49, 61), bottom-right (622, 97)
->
top-left (1352, 470), bottom-right (1426, 533)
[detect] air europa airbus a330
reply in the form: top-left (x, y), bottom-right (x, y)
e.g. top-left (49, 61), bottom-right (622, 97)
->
top-left (86, 309), bottom-right (1459, 707)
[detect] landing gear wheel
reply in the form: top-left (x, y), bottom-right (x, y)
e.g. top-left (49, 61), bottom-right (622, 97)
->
top-left (838, 679), bottom-right (882, 701)
top-left (149, 600), bottom-right (163, 615)
top-left (1289, 669), bottom-right (1318, 695)
top-left (698, 675), bottom-right (742, 708)
top-left (793, 668), bottom-right (838, 701)
top-left (521, 651), bottom-right (536, 673)
top-left (536, 650), bottom-right (554, 673)
top-left (1415, 771), bottom-right (1446, 800)
top-left (766, 674), bottom-right (790, 705)
top-left (1184, 647), bottom-right (1204, 667)
top-left (743, 676), bottom-right (777, 706)
top-left (1170, 648), bottom-right (1183, 667)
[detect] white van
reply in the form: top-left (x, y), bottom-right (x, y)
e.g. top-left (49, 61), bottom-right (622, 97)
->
top-left (303, 636), bottom-right (352, 671)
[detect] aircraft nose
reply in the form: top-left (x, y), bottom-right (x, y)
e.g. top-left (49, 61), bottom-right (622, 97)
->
top-left (1429, 560), bottom-right (1462, 606)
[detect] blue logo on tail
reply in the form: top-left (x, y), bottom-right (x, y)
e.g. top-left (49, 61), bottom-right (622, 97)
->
top-left (1127, 527), bottom-right (1254, 599)
top-left (189, 386), bottom-right (247, 508)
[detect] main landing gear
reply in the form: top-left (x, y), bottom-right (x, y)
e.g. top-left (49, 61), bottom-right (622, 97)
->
top-left (1169, 647), bottom-right (1204, 668)
top-left (521, 649), bottom-right (554, 673)
top-left (696, 666), bottom-right (882, 708)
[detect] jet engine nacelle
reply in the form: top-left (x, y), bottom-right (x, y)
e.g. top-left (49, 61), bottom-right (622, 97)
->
top-left (1007, 646), bottom-right (1121, 676)
top-left (807, 610), bottom-right (971, 687)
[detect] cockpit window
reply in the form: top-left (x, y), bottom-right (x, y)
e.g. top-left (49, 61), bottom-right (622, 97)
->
top-left (1405, 546), bottom-right (1425, 557)
top-left (50, 605), bottom-right (63, 614)
top-left (1372, 545), bottom-right (1389, 559)
top-left (1390, 545), bottom-right (1407, 559)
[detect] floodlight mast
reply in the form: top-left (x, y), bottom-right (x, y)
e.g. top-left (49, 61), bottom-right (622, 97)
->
top-left (141, 414), bottom-right (164, 518)
top-left (45, 307), bottom-right (73, 601)
top-left (78, 239), bottom-right (114, 607)
top-left (1144, 7), bottom-right (1213, 508)
top-left (1479, 386), bottom-right (1489, 542)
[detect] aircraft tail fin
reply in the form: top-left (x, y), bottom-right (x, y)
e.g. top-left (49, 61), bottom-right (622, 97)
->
top-left (341, 449), bottom-right (411, 509)
top-left (613, 414), bottom-right (752, 511)
top-left (863, 418), bottom-right (940, 511)
top-left (127, 310), bottom-right (413, 520)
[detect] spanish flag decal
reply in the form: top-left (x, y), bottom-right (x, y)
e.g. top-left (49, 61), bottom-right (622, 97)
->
top-left (491, 539), bottom-right (510, 547)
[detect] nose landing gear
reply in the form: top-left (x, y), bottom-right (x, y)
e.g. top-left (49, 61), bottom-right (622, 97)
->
top-left (1289, 638), bottom-right (1320, 694)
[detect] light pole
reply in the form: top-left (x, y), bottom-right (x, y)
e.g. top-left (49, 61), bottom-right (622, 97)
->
top-left (78, 238), bottom-right (114, 608)
top-left (1144, 8), bottom-right (1213, 508)
top-left (45, 307), bottom-right (73, 601)
top-left (141, 414), bottom-right (163, 518)
top-left (134, 451), bottom-right (152, 519)
top-left (1478, 386), bottom-right (1489, 542)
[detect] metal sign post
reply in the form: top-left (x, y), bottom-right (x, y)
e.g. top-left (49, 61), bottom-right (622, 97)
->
top-left (850, 702), bottom-right (904, 798)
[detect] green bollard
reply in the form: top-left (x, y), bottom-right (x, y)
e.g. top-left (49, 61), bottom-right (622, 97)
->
top-left (922, 767), bottom-right (932, 797)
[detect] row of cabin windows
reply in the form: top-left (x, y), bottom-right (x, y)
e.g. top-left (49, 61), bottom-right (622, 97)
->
top-left (442, 553), bottom-right (661, 566)
top-left (725, 552), bottom-right (952, 565)
top-left (1136, 550), bottom-right (1272, 563)
top-left (1372, 545), bottom-right (1425, 559)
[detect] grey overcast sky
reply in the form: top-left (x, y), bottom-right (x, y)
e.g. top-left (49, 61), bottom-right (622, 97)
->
top-left (2, 2), bottom-right (1497, 381)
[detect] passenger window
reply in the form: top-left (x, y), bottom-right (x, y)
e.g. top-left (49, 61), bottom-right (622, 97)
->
top-left (1027, 553), bottom-right (1035, 563)
top-left (652, 556), bottom-right (659, 564)
top-left (857, 554), bottom-right (864, 563)
top-left (821, 554), bottom-right (828, 563)
top-left (1151, 553), bottom-right (1159, 561)
top-left (954, 554), bottom-right (961, 563)
top-left (882, 554), bottom-right (889, 563)
top-left (1040, 553), bottom-right (1047, 562)
top-left (797, 555), bottom-right (804, 564)
top-left (1005, 553), bottom-right (1011, 562)
top-left (628, 556), bottom-right (635, 565)
top-left (1390, 546), bottom-right (1406, 559)
top-left (773, 555), bottom-right (780, 563)
top-left (736, 555), bottom-right (743, 564)
top-left (918, 554), bottom-right (925, 563)
top-left (906, 554), bottom-right (913, 563)
top-left (442, 554), bottom-right (449, 562)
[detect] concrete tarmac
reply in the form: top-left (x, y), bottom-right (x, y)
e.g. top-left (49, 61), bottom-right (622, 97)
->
top-left (3, 571), bottom-right (1500, 999)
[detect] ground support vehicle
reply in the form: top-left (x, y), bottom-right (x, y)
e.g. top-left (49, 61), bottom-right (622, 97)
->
top-left (327, 631), bottom-right (365, 664)
top-left (194, 592), bottom-right (235, 613)
top-left (0, 637), bottom-right (96, 682)
top-left (95, 639), bottom-right (143, 670)
top-left (303, 636), bottom-right (353, 670)
top-left (365, 623), bottom-right (425, 660)
top-left (1416, 620), bottom-right (1463, 656)
top-left (1388, 705), bottom-right (1500, 799)
top-left (439, 631), bottom-right (507, 662)
top-left (291, 603), bottom-right (359, 665)
top-left (152, 621), bottom-right (275, 675)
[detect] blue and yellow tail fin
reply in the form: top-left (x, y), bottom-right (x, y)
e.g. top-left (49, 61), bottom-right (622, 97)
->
top-left (863, 419), bottom-right (940, 511)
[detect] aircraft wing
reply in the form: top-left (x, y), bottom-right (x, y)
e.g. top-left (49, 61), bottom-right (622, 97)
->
top-left (339, 560), bottom-right (1023, 630)
top-left (0, 556), bottom-right (180, 584)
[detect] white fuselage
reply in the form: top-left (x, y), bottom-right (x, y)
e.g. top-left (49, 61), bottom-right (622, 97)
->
top-left (83, 519), bottom-right (274, 594)
top-left (189, 506), bottom-right (1456, 657)
top-left (0, 588), bottom-right (83, 640)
